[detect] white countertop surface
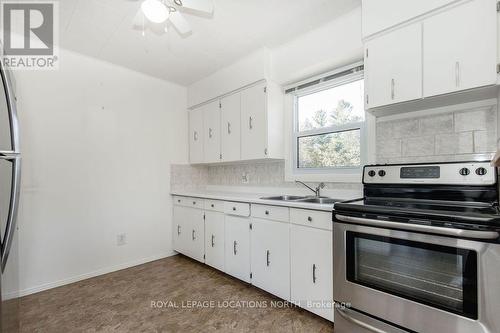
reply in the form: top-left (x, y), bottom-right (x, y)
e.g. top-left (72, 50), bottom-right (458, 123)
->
top-left (170, 189), bottom-right (358, 212)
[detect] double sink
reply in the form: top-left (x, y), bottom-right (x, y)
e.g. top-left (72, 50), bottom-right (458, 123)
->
top-left (260, 195), bottom-right (339, 205)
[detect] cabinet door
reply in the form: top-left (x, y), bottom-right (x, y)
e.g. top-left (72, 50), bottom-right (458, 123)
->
top-left (173, 205), bottom-right (190, 254)
top-left (205, 211), bottom-right (225, 271)
top-left (221, 93), bottom-right (241, 162)
top-left (185, 207), bottom-right (205, 263)
top-left (290, 225), bottom-right (333, 321)
top-left (224, 215), bottom-right (251, 282)
top-left (203, 100), bottom-right (221, 163)
top-left (241, 82), bottom-right (268, 160)
top-left (423, 0), bottom-right (497, 97)
top-left (365, 23), bottom-right (422, 108)
top-left (188, 108), bottom-right (204, 164)
top-left (251, 219), bottom-right (290, 300)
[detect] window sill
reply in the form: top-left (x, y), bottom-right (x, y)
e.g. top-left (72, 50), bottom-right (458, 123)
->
top-left (285, 171), bottom-right (362, 183)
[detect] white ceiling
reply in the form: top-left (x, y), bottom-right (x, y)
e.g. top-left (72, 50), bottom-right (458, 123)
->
top-left (59, 0), bottom-right (360, 85)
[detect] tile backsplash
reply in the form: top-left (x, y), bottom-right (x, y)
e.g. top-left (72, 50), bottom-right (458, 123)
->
top-left (172, 102), bottom-right (498, 191)
top-left (376, 104), bottom-right (497, 164)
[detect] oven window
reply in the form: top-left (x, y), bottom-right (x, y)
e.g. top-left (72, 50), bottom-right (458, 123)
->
top-left (346, 232), bottom-right (478, 319)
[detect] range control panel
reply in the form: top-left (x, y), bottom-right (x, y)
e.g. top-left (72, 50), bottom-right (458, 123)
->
top-left (363, 161), bottom-right (496, 185)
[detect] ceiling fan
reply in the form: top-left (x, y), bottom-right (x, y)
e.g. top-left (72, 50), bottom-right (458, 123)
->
top-left (132, 0), bottom-right (214, 35)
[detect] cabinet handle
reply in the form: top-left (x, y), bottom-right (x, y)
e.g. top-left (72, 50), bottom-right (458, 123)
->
top-left (208, 128), bottom-right (213, 139)
top-left (249, 117), bottom-right (253, 130)
top-left (455, 61), bottom-right (460, 87)
top-left (193, 201), bottom-right (196, 205)
top-left (177, 225), bottom-right (181, 235)
top-left (265, 210), bottom-right (269, 215)
top-left (391, 78), bottom-right (395, 100)
top-left (192, 230), bottom-right (196, 241)
top-left (227, 122), bottom-right (231, 134)
top-left (211, 204), bottom-right (215, 208)
top-left (307, 216), bottom-right (313, 222)
top-left (177, 199), bottom-right (181, 203)
top-left (233, 241), bottom-right (237, 255)
top-left (211, 235), bottom-right (215, 247)
top-left (266, 250), bottom-right (270, 267)
top-left (193, 131), bottom-right (198, 141)
top-left (313, 264), bottom-right (317, 284)
top-left (233, 207), bottom-right (236, 211)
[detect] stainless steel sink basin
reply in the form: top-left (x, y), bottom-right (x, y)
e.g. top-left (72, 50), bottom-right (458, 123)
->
top-left (296, 197), bottom-right (338, 205)
top-left (260, 195), bottom-right (339, 205)
top-left (260, 195), bottom-right (307, 201)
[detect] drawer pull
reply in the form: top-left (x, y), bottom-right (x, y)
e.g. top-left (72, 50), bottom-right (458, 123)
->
top-left (233, 207), bottom-right (237, 211)
top-left (265, 210), bottom-right (270, 215)
top-left (313, 264), bottom-right (317, 284)
top-left (193, 201), bottom-right (196, 205)
top-left (307, 216), bottom-right (313, 222)
top-left (177, 199), bottom-right (181, 203)
top-left (233, 241), bottom-right (237, 255)
top-left (266, 250), bottom-right (270, 267)
top-left (211, 204), bottom-right (215, 208)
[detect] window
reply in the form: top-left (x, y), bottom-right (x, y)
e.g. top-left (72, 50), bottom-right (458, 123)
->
top-left (291, 70), bottom-right (366, 176)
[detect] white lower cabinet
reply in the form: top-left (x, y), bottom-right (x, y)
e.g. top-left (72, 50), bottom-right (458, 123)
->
top-left (290, 224), bottom-right (333, 321)
top-left (250, 218), bottom-right (290, 300)
top-left (224, 215), bottom-right (251, 283)
top-left (173, 202), bottom-right (205, 263)
top-left (172, 196), bottom-right (334, 322)
top-left (204, 211), bottom-right (225, 271)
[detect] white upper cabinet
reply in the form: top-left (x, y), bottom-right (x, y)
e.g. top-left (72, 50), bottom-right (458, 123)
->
top-left (202, 100), bottom-right (222, 163)
top-left (188, 80), bottom-right (283, 164)
top-left (241, 82), bottom-right (269, 160)
top-left (423, 0), bottom-right (497, 97)
top-left (220, 93), bottom-right (241, 162)
top-left (362, 0), bottom-right (455, 37)
top-left (365, 23), bottom-right (423, 108)
top-left (188, 108), bottom-right (204, 164)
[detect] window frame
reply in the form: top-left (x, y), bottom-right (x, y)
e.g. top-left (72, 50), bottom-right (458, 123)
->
top-left (291, 70), bottom-right (367, 177)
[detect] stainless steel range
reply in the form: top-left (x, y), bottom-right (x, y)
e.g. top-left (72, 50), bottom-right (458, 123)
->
top-left (333, 161), bottom-right (500, 333)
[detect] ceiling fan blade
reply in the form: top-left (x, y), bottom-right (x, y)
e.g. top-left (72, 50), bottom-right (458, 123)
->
top-left (132, 9), bottom-right (144, 27)
top-left (169, 11), bottom-right (191, 34)
top-left (178, 0), bottom-right (213, 14)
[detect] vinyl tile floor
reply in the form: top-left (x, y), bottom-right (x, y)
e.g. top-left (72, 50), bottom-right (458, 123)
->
top-left (20, 254), bottom-right (334, 332)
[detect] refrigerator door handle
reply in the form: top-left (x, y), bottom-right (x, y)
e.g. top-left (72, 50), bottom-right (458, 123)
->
top-left (0, 155), bottom-right (20, 272)
top-left (0, 62), bottom-right (20, 154)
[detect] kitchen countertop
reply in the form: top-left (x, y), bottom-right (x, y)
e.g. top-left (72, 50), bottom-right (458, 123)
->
top-left (170, 189), bottom-right (358, 212)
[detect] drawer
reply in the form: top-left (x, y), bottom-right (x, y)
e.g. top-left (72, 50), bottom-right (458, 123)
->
top-left (224, 201), bottom-right (251, 217)
top-left (173, 196), bottom-right (204, 209)
top-left (205, 199), bottom-right (224, 212)
top-left (252, 204), bottom-right (289, 222)
top-left (290, 209), bottom-right (332, 231)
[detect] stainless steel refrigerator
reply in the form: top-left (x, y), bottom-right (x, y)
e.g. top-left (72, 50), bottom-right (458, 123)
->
top-left (0, 61), bottom-right (21, 332)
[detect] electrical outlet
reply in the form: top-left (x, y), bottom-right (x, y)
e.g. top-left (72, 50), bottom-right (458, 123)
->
top-left (117, 233), bottom-right (127, 246)
top-left (242, 172), bottom-right (250, 184)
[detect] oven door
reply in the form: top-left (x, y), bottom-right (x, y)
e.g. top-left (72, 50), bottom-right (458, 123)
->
top-left (334, 221), bottom-right (500, 333)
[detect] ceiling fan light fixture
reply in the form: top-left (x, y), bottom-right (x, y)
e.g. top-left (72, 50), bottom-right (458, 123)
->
top-left (141, 0), bottom-right (169, 23)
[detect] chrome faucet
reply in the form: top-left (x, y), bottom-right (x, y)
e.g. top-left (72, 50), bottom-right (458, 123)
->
top-left (295, 181), bottom-right (326, 198)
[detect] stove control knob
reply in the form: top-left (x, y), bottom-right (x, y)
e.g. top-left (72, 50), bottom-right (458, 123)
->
top-left (368, 170), bottom-right (376, 177)
top-left (378, 170), bottom-right (386, 177)
top-left (459, 168), bottom-right (470, 176)
top-left (476, 167), bottom-right (488, 176)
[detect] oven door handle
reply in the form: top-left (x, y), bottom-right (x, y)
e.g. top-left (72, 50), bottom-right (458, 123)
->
top-left (336, 214), bottom-right (499, 240)
top-left (335, 307), bottom-right (388, 333)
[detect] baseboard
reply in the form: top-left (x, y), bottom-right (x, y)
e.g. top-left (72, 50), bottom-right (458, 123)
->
top-left (10, 251), bottom-right (177, 299)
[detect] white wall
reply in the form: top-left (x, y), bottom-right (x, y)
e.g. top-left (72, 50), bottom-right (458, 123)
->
top-left (271, 7), bottom-right (363, 85)
top-left (187, 49), bottom-right (272, 108)
top-left (14, 48), bottom-right (188, 296)
top-left (187, 7), bottom-right (363, 106)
